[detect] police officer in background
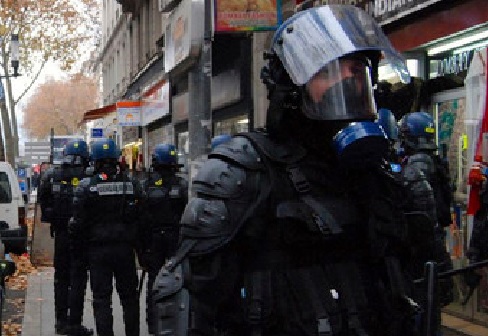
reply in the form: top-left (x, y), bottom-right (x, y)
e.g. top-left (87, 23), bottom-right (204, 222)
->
top-left (140, 144), bottom-right (188, 334)
top-left (399, 111), bottom-right (455, 308)
top-left (378, 109), bottom-right (440, 333)
top-left (152, 5), bottom-right (419, 335)
top-left (70, 138), bottom-right (143, 336)
top-left (38, 140), bottom-right (93, 336)
top-left (211, 134), bottom-right (232, 151)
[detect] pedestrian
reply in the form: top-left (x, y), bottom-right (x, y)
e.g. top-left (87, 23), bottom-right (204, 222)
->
top-left (464, 163), bottom-right (488, 299)
top-left (398, 111), bottom-right (455, 308)
top-left (70, 138), bottom-right (143, 336)
top-left (139, 144), bottom-right (188, 334)
top-left (152, 4), bottom-right (418, 335)
top-left (38, 140), bottom-right (93, 336)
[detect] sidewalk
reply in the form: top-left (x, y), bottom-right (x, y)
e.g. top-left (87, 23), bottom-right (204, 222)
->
top-left (21, 267), bottom-right (150, 336)
top-left (21, 267), bottom-right (488, 336)
top-left (442, 312), bottom-right (488, 336)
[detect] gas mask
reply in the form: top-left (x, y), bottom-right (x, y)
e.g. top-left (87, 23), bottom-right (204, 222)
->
top-left (333, 121), bottom-right (389, 167)
top-left (62, 155), bottom-right (85, 167)
top-left (95, 159), bottom-right (118, 177)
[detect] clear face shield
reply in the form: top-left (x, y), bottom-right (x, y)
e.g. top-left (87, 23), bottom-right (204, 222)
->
top-left (62, 155), bottom-right (84, 166)
top-left (272, 5), bottom-right (410, 87)
top-left (302, 56), bottom-right (376, 121)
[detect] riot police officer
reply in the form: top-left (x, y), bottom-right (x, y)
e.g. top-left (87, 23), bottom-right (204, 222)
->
top-left (70, 138), bottom-right (143, 336)
top-left (378, 109), bottom-right (441, 333)
top-left (38, 140), bottom-right (93, 336)
top-left (399, 111), bottom-right (455, 308)
top-left (140, 144), bottom-right (188, 334)
top-left (152, 5), bottom-right (419, 336)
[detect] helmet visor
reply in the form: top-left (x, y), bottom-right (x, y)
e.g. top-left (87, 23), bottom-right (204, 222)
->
top-left (272, 5), bottom-right (410, 85)
top-left (302, 57), bottom-right (376, 121)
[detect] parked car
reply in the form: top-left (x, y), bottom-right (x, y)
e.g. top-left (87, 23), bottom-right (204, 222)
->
top-left (0, 161), bottom-right (27, 255)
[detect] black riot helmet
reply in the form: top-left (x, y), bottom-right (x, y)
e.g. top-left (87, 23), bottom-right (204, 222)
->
top-left (262, 5), bottom-right (410, 126)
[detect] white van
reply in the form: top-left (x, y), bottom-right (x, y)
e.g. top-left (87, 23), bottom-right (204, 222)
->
top-left (0, 161), bottom-right (27, 254)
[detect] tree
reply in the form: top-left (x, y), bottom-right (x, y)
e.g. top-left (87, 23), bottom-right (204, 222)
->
top-left (0, 0), bottom-right (101, 164)
top-left (22, 74), bottom-right (99, 138)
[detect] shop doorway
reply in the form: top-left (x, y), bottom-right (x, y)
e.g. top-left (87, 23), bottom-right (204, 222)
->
top-left (433, 88), bottom-right (488, 322)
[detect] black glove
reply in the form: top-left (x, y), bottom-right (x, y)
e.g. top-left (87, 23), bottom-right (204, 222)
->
top-left (138, 250), bottom-right (151, 270)
top-left (50, 224), bottom-right (55, 238)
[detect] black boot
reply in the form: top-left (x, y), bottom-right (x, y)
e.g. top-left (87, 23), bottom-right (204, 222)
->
top-left (67, 325), bottom-right (94, 336)
top-left (55, 319), bottom-right (69, 335)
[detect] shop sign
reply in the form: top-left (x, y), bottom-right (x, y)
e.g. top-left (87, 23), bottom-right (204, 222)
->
top-left (91, 128), bottom-right (104, 138)
top-left (172, 91), bottom-right (189, 123)
top-left (116, 101), bottom-right (142, 127)
top-left (299, 0), bottom-right (446, 25)
top-left (436, 50), bottom-right (474, 77)
top-left (215, 0), bottom-right (282, 32)
top-left (164, 0), bottom-right (204, 73)
top-left (142, 82), bottom-right (170, 126)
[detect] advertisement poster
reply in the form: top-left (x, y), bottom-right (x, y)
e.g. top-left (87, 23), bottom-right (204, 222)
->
top-left (215, 0), bottom-right (282, 32)
top-left (142, 82), bottom-right (170, 126)
top-left (116, 101), bottom-right (142, 127)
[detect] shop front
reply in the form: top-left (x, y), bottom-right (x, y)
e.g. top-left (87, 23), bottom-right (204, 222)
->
top-left (381, 0), bottom-right (488, 323)
top-left (141, 80), bottom-right (172, 169)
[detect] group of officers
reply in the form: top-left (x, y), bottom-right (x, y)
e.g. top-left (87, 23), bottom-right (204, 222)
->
top-left (37, 3), bottom-right (488, 336)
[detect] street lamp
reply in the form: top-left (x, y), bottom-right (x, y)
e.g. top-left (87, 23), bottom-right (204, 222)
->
top-left (0, 33), bottom-right (21, 79)
top-left (10, 34), bottom-right (20, 77)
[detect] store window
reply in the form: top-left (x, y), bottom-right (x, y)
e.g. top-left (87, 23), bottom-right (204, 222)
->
top-left (214, 114), bottom-right (249, 136)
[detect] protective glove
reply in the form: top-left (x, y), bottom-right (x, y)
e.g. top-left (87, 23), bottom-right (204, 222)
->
top-left (137, 250), bottom-right (151, 270)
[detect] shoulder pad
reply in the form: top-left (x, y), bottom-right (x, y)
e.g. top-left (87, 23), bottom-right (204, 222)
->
top-left (407, 153), bottom-right (435, 177)
top-left (180, 197), bottom-right (234, 255)
top-left (240, 131), bottom-right (307, 164)
top-left (401, 164), bottom-right (427, 184)
top-left (210, 136), bottom-right (265, 170)
top-left (192, 158), bottom-right (248, 198)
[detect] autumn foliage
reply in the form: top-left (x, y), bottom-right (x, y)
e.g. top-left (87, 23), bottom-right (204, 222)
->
top-left (22, 74), bottom-right (99, 138)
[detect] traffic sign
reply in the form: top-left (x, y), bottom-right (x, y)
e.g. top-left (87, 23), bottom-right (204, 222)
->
top-left (91, 128), bottom-right (104, 138)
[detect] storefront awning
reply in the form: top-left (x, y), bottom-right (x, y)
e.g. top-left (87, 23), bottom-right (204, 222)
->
top-left (80, 104), bottom-right (116, 123)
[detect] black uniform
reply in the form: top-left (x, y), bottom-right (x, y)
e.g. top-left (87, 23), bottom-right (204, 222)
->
top-left (140, 170), bottom-right (187, 334)
top-left (405, 152), bottom-right (454, 307)
top-left (152, 132), bottom-right (418, 336)
top-left (71, 171), bottom-right (143, 336)
top-left (39, 166), bottom-right (89, 334)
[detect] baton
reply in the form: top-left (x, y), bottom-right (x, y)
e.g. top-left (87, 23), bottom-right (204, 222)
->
top-left (414, 259), bottom-right (488, 284)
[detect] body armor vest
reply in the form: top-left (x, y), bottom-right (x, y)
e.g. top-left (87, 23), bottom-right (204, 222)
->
top-left (51, 166), bottom-right (85, 225)
top-left (82, 173), bottom-right (138, 244)
top-left (143, 172), bottom-right (185, 232)
top-left (230, 133), bottom-right (412, 336)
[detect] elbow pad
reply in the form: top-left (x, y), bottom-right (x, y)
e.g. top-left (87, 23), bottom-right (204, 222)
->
top-left (152, 264), bottom-right (189, 336)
